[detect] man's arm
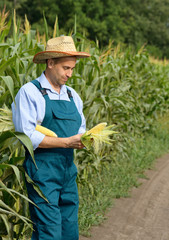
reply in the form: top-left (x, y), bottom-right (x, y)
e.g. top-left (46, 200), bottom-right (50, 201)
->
top-left (38, 134), bottom-right (84, 149)
top-left (12, 83), bottom-right (46, 150)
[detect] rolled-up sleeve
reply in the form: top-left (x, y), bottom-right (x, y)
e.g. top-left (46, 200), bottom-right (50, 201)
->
top-left (11, 83), bottom-right (45, 150)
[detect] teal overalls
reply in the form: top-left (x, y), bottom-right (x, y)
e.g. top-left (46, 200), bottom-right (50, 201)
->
top-left (23, 80), bottom-right (82, 240)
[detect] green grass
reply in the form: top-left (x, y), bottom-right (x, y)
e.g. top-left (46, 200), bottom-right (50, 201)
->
top-left (78, 121), bottom-right (169, 236)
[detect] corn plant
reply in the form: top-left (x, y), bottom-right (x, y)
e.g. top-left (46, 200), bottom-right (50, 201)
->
top-left (1, 6), bottom-right (169, 239)
top-left (0, 8), bottom-right (45, 240)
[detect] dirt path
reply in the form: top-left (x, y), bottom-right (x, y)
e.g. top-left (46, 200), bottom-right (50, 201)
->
top-left (79, 153), bottom-right (169, 240)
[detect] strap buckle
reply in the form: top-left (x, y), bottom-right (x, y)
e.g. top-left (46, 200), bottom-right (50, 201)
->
top-left (40, 88), bottom-right (47, 96)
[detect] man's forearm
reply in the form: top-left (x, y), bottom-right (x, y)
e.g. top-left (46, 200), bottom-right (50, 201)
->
top-left (38, 136), bottom-right (68, 148)
top-left (38, 134), bottom-right (84, 149)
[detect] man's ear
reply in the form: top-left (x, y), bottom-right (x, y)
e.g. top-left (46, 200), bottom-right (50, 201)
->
top-left (47, 59), bottom-right (54, 68)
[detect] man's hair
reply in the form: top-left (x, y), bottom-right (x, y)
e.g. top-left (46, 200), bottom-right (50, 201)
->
top-left (46, 58), bottom-right (60, 67)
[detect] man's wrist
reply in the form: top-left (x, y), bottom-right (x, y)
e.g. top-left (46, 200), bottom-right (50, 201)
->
top-left (64, 137), bottom-right (71, 148)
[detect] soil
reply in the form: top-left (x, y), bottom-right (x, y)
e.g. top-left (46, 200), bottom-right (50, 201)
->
top-left (79, 152), bottom-right (169, 240)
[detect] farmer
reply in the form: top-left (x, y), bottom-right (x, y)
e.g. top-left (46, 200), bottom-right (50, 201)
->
top-left (12, 36), bottom-right (90, 240)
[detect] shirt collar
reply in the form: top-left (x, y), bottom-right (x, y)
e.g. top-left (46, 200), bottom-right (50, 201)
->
top-left (37, 72), bottom-right (67, 95)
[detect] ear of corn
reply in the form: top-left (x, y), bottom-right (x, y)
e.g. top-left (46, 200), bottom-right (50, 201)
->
top-left (81, 122), bottom-right (118, 154)
top-left (87, 122), bottom-right (107, 134)
top-left (35, 124), bottom-right (57, 137)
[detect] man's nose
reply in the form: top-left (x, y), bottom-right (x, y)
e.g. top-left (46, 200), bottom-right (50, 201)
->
top-left (66, 69), bottom-right (73, 78)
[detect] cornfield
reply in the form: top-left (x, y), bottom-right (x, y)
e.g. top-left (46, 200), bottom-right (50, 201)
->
top-left (1, 7), bottom-right (169, 239)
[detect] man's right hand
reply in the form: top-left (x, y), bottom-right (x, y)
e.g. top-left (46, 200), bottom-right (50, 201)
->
top-left (66, 134), bottom-right (84, 149)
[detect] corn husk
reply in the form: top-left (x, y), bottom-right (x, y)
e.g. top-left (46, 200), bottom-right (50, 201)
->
top-left (0, 106), bottom-right (14, 131)
top-left (81, 122), bottom-right (118, 154)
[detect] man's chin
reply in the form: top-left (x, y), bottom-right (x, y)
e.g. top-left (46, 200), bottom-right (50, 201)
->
top-left (62, 80), bottom-right (68, 85)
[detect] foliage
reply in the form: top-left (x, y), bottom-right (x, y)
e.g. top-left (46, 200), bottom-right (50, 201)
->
top-left (2, 0), bottom-right (169, 58)
top-left (1, 8), bottom-right (169, 239)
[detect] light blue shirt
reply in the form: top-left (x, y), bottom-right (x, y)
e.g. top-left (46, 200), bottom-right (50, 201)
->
top-left (12, 72), bottom-right (86, 150)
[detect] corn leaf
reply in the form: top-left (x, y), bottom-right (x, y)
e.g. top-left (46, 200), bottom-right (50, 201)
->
top-left (0, 187), bottom-right (38, 208)
top-left (0, 76), bottom-right (15, 103)
top-left (0, 214), bottom-right (10, 237)
top-left (0, 200), bottom-right (33, 229)
top-left (0, 56), bottom-right (17, 74)
top-left (13, 132), bottom-right (36, 168)
top-left (0, 131), bottom-right (36, 168)
top-left (0, 179), bottom-right (16, 200)
top-left (2, 164), bottom-right (22, 189)
top-left (24, 172), bottom-right (49, 203)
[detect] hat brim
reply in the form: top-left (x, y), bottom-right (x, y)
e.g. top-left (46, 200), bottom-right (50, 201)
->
top-left (33, 51), bottom-right (90, 64)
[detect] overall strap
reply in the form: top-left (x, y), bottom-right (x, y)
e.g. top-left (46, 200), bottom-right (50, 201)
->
top-left (31, 80), bottom-right (47, 96)
top-left (66, 88), bottom-right (73, 99)
top-left (32, 79), bottom-right (73, 99)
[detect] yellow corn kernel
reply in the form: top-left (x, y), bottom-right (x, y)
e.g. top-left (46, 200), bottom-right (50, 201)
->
top-left (35, 124), bottom-right (57, 137)
top-left (87, 122), bottom-right (107, 134)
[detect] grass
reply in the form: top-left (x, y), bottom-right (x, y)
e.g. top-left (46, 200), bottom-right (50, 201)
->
top-left (78, 120), bottom-right (169, 236)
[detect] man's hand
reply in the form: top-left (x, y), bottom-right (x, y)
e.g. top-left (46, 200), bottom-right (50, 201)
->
top-left (66, 134), bottom-right (84, 149)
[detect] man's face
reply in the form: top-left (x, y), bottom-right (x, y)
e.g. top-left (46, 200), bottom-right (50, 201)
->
top-left (47, 57), bottom-right (76, 89)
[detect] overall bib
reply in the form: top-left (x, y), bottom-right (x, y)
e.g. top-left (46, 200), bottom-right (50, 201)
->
top-left (23, 80), bottom-right (82, 240)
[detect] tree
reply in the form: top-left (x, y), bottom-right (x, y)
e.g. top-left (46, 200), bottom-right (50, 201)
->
top-left (2, 0), bottom-right (169, 57)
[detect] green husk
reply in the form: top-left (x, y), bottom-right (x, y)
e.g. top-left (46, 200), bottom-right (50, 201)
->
top-left (0, 106), bottom-right (14, 131)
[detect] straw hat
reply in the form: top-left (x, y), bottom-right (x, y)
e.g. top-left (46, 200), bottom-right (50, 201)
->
top-left (33, 36), bottom-right (90, 64)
